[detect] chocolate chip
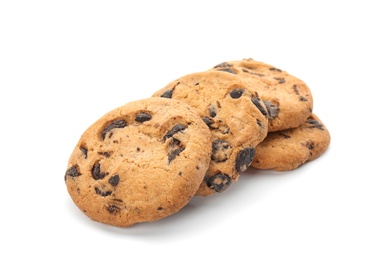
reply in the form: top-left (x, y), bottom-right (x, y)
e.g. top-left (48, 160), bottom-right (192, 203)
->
top-left (170, 137), bottom-right (181, 147)
top-left (306, 119), bottom-right (324, 130)
top-left (274, 77), bottom-right (286, 84)
top-left (135, 112), bottom-right (152, 123)
top-left (108, 175), bottom-right (120, 186)
top-left (98, 151), bottom-right (111, 158)
top-left (202, 117), bottom-right (215, 128)
top-left (299, 96), bottom-right (308, 102)
top-left (212, 140), bottom-right (232, 162)
top-left (164, 124), bottom-right (186, 141)
top-left (252, 97), bottom-right (268, 116)
top-left (95, 187), bottom-right (112, 197)
top-left (161, 89), bottom-right (173, 98)
top-left (263, 100), bottom-right (279, 119)
top-left (102, 119), bottom-right (127, 140)
top-left (106, 205), bottom-right (120, 214)
top-left (157, 207), bottom-right (163, 210)
top-left (168, 148), bottom-right (185, 163)
top-left (92, 162), bottom-right (107, 180)
top-left (217, 68), bottom-right (236, 74)
top-left (209, 105), bottom-right (217, 118)
top-left (269, 67), bottom-right (282, 72)
top-left (235, 147), bottom-right (256, 172)
top-left (65, 165), bottom-right (81, 179)
top-left (206, 173), bottom-right (231, 193)
top-left (230, 89), bottom-right (244, 99)
top-left (80, 147), bottom-right (88, 159)
top-left (292, 85), bottom-right (300, 95)
top-left (213, 62), bottom-right (232, 68)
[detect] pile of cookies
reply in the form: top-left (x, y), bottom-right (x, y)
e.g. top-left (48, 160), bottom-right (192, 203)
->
top-left (64, 58), bottom-right (331, 227)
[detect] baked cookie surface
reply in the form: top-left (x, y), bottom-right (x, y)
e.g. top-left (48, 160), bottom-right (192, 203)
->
top-left (251, 114), bottom-right (330, 171)
top-left (64, 97), bottom-right (212, 227)
top-left (209, 58), bottom-right (313, 132)
top-left (153, 71), bottom-right (269, 196)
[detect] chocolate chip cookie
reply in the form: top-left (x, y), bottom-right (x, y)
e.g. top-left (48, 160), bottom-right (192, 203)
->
top-left (209, 58), bottom-right (313, 132)
top-left (153, 71), bottom-right (269, 196)
top-left (251, 114), bottom-right (330, 171)
top-left (64, 97), bottom-right (212, 227)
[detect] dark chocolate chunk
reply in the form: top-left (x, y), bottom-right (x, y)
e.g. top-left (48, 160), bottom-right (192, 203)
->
top-left (168, 148), bottom-right (185, 163)
top-left (80, 147), bottom-right (88, 159)
top-left (98, 151), bottom-right (111, 158)
top-left (212, 140), bottom-right (232, 162)
top-left (263, 100), bottom-right (279, 119)
top-left (169, 137), bottom-right (181, 147)
top-left (135, 112), bottom-right (152, 123)
top-left (206, 173), bottom-right (231, 193)
top-left (106, 205), bottom-right (120, 214)
top-left (292, 85), bottom-right (300, 95)
top-left (161, 89), bottom-right (173, 98)
top-left (217, 68), bottom-right (236, 74)
top-left (65, 165), bottom-right (81, 179)
top-left (108, 175), bottom-right (120, 186)
top-left (95, 187), bottom-right (112, 197)
top-left (252, 97), bottom-right (268, 116)
top-left (202, 117), bottom-right (215, 127)
top-left (269, 67), bottom-right (282, 72)
top-left (92, 162), bottom-right (107, 180)
top-left (306, 119), bottom-right (324, 130)
top-left (235, 147), bottom-right (256, 172)
top-left (213, 62), bottom-right (232, 68)
top-left (209, 105), bottom-right (217, 118)
top-left (164, 124), bottom-right (186, 141)
top-left (230, 89), bottom-right (244, 99)
top-left (274, 77), bottom-right (286, 84)
top-left (102, 119), bottom-right (127, 140)
top-left (299, 96), bottom-right (308, 102)
top-left (157, 207), bottom-right (163, 211)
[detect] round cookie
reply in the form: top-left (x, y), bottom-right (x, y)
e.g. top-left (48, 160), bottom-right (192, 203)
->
top-left (64, 97), bottom-right (212, 227)
top-left (251, 114), bottom-right (330, 171)
top-left (153, 71), bottom-right (269, 196)
top-left (209, 58), bottom-right (313, 132)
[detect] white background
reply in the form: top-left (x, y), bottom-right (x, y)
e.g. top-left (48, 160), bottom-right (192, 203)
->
top-left (1, 1), bottom-right (389, 259)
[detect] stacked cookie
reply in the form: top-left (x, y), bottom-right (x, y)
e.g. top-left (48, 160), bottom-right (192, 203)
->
top-left (64, 58), bottom-right (330, 227)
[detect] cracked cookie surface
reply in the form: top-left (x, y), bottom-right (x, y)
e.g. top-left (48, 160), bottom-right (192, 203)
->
top-left (209, 58), bottom-right (313, 132)
top-left (65, 97), bottom-right (212, 227)
top-left (153, 71), bottom-right (268, 196)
